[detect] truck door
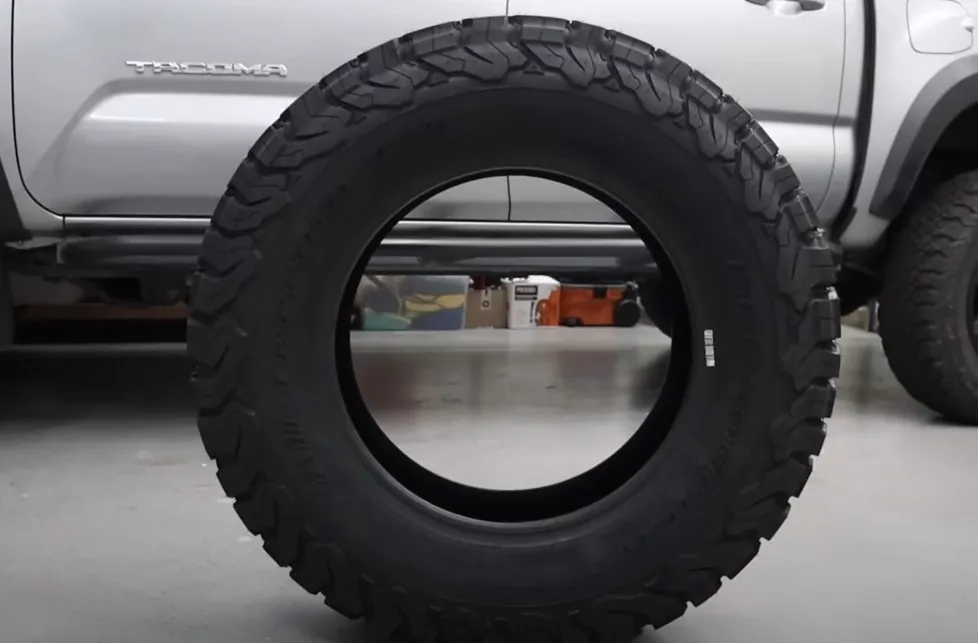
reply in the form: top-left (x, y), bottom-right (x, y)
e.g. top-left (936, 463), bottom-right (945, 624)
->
top-left (507, 0), bottom-right (850, 224)
top-left (11, 0), bottom-right (509, 221)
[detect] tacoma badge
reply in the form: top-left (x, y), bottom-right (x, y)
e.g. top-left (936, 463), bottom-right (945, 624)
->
top-left (125, 61), bottom-right (288, 77)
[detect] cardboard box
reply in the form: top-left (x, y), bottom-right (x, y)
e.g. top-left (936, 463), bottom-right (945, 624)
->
top-left (465, 287), bottom-right (507, 329)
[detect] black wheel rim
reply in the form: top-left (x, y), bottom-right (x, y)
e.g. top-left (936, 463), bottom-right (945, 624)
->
top-left (335, 170), bottom-right (694, 524)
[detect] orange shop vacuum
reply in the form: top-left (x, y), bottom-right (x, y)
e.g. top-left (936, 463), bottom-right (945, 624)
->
top-left (559, 282), bottom-right (641, 328)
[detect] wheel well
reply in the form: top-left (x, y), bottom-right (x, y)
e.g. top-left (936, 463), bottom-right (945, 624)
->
top-left (902, 103), bottom-right (978, 214)
top-left (848, 78), bottom-right (978, 309)
top-left (869, 56), bottom-right (978, 227)
top-left (840, 108), bottom-right (978, 312)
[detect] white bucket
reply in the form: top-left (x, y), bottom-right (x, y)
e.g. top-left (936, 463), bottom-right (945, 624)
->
top-left (504, 276), bottom-right (560, 329)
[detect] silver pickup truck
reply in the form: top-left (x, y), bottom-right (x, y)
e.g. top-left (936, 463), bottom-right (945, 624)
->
top-left (2, 0), bottom-right (974, 421)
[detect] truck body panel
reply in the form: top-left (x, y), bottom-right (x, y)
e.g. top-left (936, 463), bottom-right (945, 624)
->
top-left (445, 0), bottom-right (850, 225)
top-left (4, 0), bottom-right (978, 253)
top-left (11, 0), bottom-right (847, 229)
top-left (845, 0), bottom-right (978, 247)
top-left (11, 0), bottom-right (509, 222)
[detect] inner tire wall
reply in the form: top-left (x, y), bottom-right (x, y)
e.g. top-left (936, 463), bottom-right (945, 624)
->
top-left (638, 275), bottom-right (676, 336)
top-left (188, 16), bottom-right (840, 643)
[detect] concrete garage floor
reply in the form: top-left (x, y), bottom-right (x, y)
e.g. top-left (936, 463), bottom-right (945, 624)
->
top-left (1, 327), bottom-right (977, 643)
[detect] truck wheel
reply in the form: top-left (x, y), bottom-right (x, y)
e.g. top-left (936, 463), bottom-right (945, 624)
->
top-left (188, 17), bottom-right (839, 642)
top-left (879, 170), bottom-right (978, 423)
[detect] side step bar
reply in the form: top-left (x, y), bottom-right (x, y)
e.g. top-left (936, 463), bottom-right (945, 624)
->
top-left (56, 220), bottom-right (656, 276)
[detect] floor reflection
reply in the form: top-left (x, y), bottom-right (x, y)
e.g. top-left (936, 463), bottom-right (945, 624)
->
top-left (351, 326), bottom-right (672, 489)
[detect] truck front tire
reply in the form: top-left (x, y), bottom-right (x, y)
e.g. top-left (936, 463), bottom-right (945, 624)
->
top-left (879, 170), bottom-right (978, 424)
top-left (189, 16), bottom-right (840, 642)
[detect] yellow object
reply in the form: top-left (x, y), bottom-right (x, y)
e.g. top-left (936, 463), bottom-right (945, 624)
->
top-left (402, 293), bottom-right (467, 317)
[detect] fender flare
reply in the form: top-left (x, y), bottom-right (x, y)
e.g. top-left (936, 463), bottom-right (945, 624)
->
top-left (871, 55), bottom-right (978, 221)
top-left (0, 156), bottom-right (27, 242)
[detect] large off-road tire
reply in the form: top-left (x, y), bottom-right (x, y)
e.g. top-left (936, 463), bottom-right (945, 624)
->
top-left (188, 16), bottom-right (840, 643)
top-left (879, 170), bottom-right (978, 423)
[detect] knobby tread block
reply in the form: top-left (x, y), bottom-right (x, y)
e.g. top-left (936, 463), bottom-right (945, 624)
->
top-left (187, 16), bottom-right (840, 643)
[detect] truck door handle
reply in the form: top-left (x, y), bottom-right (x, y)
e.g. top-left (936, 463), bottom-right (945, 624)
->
top-left (745, 0), bottom-right (826, 13)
